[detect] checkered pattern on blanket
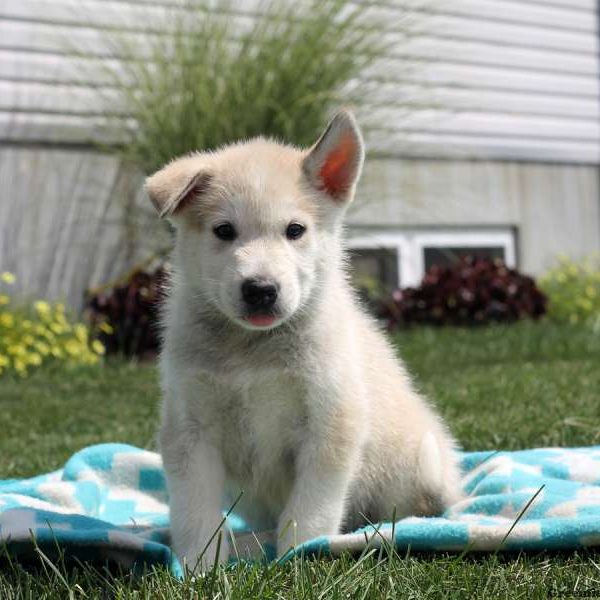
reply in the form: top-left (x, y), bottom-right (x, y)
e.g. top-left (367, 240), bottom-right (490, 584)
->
top-left (1, 444), bottom-right (599, 576)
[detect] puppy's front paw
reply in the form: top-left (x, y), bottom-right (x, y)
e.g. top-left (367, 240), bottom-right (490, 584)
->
top-left (176, 533), bottom-right (230, 573)
top-left (277, 517), bottom-right (299, 558)
top-left (276, 516), bottom-right (327, 558)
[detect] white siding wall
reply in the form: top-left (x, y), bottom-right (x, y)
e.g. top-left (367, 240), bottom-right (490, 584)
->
top-left (0, 0), bottom-right (599, 163)
top-left (350, 158), bottom-right (600, 275)
top-left (0, 146), bottom-right (169, 309)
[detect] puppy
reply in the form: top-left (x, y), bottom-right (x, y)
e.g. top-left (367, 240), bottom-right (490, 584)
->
top-left (146, 110), bottom-right (462, 570)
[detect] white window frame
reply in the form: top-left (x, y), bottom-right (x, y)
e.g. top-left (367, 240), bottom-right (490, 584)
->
top-left (347, 228), bottom-right (516, 288)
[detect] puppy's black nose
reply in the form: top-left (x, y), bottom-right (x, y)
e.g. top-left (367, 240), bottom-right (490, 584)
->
top-left (242, 279), bottom-right (278, 309)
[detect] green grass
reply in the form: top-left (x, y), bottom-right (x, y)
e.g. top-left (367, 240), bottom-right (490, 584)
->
top-left (1, 322), bottom-right (600, 598)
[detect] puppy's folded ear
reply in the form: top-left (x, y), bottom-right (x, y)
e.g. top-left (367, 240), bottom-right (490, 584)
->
top-left (302, 110), bottom-right (364, 203)
top-left (145, 156), bottom-right (212, 219)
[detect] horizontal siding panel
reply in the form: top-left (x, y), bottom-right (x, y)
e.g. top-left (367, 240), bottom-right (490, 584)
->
top-left (418, 14), bottom-right (596, 54)
top-left (3, 19), bottom-right (597, 66)
top-left (3, 104), bottom-right (596, 146)
top-left (2, 111), bottom-right (598, 164)
top-left (2, 23), bottom-right (597, 97)
top-left (366, 61), bottom-right (599, 98)
top-left (0, 51), bottom-right (123, 85)
top-left (368, 131), bottom-right (600, 163)
top-left (2, 34), bottom-right (599, 89)
top-left (4, 78), bottom-right (599, 124)
top-left (0, 0), bottom-right (176, 32)
top-left (0, 81), bottom-right (122, 115)
top-left (1, 0), bottom-right (595, 35)
top-left (0, 112), bottom-right (119, 144)
top-left (1, 0), bottom-right (597, 54)
top-left (392, 37), bottom-right (599, 75)
top-left (518, 0), bottom-right (595, 12)
top-left (363, 109), bottom-right (600, 141)
top-left (129, 0), bottom-right (600, 13)
top-left (0, 0), bottom-right (597, 162)
top-left (0, 21), bottom-right (128, 57)
top-left (360, 83), bottom-right (600, 120)
top-left (424, 0), bottom-right (595, 32)
top-left (0, 36), bottom-right (598, 97)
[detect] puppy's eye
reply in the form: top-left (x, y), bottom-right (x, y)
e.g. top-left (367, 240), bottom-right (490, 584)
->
top-left (286, 223), bottom-right (306, 240)
top-left (213, 222), bottom-right (237, 241)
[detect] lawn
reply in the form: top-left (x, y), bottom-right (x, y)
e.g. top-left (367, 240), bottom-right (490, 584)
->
top-left (1, 322), bottom-right (600, 598)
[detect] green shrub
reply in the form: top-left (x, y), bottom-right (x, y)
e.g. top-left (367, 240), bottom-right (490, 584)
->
top-left (97, 0), bottom-right (389, 174)
top-left (0, 273), bottom-right (105, 377)
top-left (539, 256), bottom-right (600, 327)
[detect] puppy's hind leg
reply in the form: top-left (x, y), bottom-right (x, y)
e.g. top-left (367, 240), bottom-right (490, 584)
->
top-left (415, 430), bottom-right (461, 516)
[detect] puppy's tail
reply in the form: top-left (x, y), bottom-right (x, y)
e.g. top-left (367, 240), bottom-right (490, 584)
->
top-left (418, 431), bottom-right (443, 497)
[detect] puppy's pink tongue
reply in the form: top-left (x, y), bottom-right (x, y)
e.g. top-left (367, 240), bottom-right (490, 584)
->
top-left (245, 315), bottom-right (276, 327)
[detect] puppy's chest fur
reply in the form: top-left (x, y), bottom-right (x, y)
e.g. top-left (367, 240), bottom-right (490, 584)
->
top-left (203, 366), bottom-right (308, 513)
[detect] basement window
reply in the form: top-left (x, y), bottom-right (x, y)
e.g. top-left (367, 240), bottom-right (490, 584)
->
top-left (347, 228), bottom-right (516, 289)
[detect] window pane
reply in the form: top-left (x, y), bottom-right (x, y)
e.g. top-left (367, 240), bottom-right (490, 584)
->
top-left (424, 246), bottom-right (505, 271)
top-left (349, 248), bottom-right (398, 293)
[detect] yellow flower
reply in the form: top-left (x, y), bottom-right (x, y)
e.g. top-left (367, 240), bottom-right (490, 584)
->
top-left (74, 324), bottom-right (88, 343)
top-left (0, 313), bottom-right (14, 328)
top-left (0, 272), bottom-right (15, 285)
top-left (0, 355), bottom-right (9, 367)
top-left (0, 295), bottom-right (9, 306)
top-left (14, 359), bottom-right (26, 375)
top-left (92, 340), bottom-right (105, 355)
top-left (50, 323), bottom-right (65, 335)
top-left (50, 346), bottom-right (64, 358)
top-left (26, 352), bottom-right (42, 366)
top-left (7, 344), bottom-right (25, 356)
top-left (34, 300), bottom-right (51, 316)
top-left (64, 339), bottom-right (81, 356)
top-left (99, 322), bottom-right (114, 334)
top-left (34, 341), bottom-right (50, 355)
top-left (39, 328), bottom-right (55, 341)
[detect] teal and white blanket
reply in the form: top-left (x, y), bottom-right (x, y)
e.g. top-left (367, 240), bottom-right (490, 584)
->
top-left (1, 444), bottom-right (599, 576)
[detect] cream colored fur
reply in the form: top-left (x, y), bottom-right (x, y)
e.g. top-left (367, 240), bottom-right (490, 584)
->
top-left (146, 110), bottom-right (462, 572)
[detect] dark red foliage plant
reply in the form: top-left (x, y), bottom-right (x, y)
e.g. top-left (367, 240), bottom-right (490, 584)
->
top-left (86, 263), bottom-right (169, 358)
top-left (379, 256), bottom-right (547, 329)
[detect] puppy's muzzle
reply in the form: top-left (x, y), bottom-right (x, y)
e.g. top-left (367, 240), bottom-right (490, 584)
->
top-left (241, 278), bottom-right (278, 311)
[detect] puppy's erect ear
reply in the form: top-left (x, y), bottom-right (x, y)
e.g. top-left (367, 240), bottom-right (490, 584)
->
top-left (145, 156), bottom-right (212, 219)
top-left (302, 110), bottom-right (365, 203)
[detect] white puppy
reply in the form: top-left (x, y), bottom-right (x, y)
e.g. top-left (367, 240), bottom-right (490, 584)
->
top-left (146, 110), bottom-right (462, 570)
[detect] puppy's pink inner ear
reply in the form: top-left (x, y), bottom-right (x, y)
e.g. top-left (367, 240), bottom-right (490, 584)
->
top-left (318, 133), bottom-right (359, 200)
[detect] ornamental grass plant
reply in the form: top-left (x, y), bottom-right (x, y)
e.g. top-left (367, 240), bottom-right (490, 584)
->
top-left (96, 0), bottom-right (391, 174)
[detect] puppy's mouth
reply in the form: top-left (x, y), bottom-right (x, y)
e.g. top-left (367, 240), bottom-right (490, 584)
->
top-left (240, 309), bottom-right (283, 330)
top-left (244, 314), bottom-right (277, 327)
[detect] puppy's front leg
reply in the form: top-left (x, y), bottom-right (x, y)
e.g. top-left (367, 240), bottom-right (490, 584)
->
top-left (161, 426), bottom-right (228, 572)
top-left (277, 395), bottom-right (364, 556)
